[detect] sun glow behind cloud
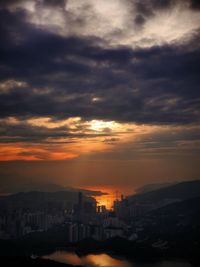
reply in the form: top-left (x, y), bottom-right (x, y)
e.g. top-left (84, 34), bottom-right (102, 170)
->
top-left (0, 115), bottom-right (149, 161)
top-left (89, 120), bottom-right (120, 132)
top-left (0, 116), bottom-right (134, 160)
top-left (0, 115), bottom-right (199, 161)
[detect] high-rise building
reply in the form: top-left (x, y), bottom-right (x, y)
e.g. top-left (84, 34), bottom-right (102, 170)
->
top-left (78, 192), bottom-right (83, 210)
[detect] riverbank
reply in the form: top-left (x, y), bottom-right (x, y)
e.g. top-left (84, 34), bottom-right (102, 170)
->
top-left (0, 256), bottom-right (81, 267)
top-left (0, 236), bottom-right (199, 266)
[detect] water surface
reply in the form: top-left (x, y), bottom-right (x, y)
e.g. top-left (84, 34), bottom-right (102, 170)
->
top-left (42, 251), bottom-right (193, 267)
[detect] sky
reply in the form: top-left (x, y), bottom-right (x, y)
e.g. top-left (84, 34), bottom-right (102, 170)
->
top-left (0, 0), bottom-right (200, 198)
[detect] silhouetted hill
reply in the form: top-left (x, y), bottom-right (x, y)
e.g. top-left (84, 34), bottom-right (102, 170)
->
top-left (0, 182), bottom-right (107, 197)
top-left (133, 196), bottom-right (200, 263)
top-left (147, 196), bottom-right (200, 235)
top-left (152, 196), bottom-right (200, 217)
top-left (0, 191), bottom-right (94, 202)
top-left (128, 180), bottom-right (200, 205)
top-left (0, 191), bottom-right (95, 210)
top-left (136, 182), bottom-right (174, 194)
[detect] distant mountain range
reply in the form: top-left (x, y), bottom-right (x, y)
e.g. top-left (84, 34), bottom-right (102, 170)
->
top-left (141, 195), bottom-right (200, 245)
top-left (128, 180), bottom-right (200, 205)
top-left (130, 181), bottom-right (200, 258)
top-left (152, 195), bottom-right (200, 218)
top-left (0, 190), bottom-right (96, 211)
top-left (135, 182), bottom-right (175, 194)
top-left (0, 182), bottom-right (107, 197)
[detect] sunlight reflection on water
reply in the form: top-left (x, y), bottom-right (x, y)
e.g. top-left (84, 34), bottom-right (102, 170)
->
top-left (42, 251), bottom-right (193, 267)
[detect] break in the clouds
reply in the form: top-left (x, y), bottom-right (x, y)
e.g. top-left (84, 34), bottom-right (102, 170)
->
top-left (0, 0), bottom-right (199, 170)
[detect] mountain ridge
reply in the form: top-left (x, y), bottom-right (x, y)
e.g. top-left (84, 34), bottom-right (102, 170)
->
top-left (128, 179), bottom-right (200, 205)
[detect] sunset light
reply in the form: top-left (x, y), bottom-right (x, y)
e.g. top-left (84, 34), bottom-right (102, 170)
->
top-left (89, 120), bottom-right (119, 132)
top-left (0, 0), bottom-right (200, 264)
top-left (94, 192), bottom-right (116, 210)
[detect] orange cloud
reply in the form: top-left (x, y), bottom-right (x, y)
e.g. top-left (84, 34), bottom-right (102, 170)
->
top-left (0, 143), bottom-right (78, 161)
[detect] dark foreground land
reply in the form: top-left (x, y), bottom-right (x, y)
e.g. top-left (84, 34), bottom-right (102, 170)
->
top-left (0, 257), bottom-right (80, 267)
top-left (0, 234), bottom-right (200, 266)
top-left (1, 181), bottom-right (200, 266)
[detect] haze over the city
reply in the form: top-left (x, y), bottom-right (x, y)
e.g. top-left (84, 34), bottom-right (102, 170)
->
top-left (0, 0), bottom-right (200, 199)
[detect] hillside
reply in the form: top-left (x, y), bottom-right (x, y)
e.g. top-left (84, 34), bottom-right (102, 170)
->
top-left (128, 180), bottom-right (200, 205)
top-left (136, 182), bottom-right (174, 194)
top-left (0, 191), bottom-right (95, 211)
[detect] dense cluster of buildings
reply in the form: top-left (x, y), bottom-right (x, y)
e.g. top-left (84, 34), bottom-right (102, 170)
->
top-left (0, 192), bottom-right (128, 240)
top-left (64, 192), bottom-right (129, 242)
top-left (0, 191), bottom-right (175, 242)
top-left (0, 208), bottom-right (66, 239)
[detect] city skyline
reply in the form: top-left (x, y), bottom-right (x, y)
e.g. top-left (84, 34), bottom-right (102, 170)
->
top-left (0, 0), bottom-right (200, 194)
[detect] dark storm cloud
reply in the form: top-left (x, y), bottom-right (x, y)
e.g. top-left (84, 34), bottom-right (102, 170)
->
top-left (134, 14), bottom-right (146, 26)
top-left (190, 0), bottom-right (200, 9)
top-left (42, 0), bottom-right (67, 7)
top-left (1, 38), bottom-right (199, 124)
top-left (0, 12), bottom-right (89, 78)
top-left (0, 119), bottom-right (113, 144)
top-left (134, 0), bottom-right (176, 20)
top-left (134, 0), bottom-right (200, 13)
top-left (0, 0), bottom-right (67, 7)
top-left (0, 1), bottom-right (199, 127)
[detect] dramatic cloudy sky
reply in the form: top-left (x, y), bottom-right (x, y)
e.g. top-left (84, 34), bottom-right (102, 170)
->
top-left (0, 0), bottom-right (200, 195)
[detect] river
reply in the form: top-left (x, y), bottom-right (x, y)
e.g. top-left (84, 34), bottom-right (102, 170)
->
top-left (42, 250), bottom-right (194, 267)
